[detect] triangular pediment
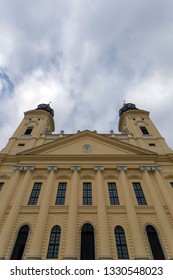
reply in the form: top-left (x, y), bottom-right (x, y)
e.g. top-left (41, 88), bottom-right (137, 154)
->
top-left (19, 130), bottom-right (156, 157)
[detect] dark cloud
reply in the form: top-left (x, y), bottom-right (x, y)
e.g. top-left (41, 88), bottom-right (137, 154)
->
top-left (0, 0), bottom-right (173, 149)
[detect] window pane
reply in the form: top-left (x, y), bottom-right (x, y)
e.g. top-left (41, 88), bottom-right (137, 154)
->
top-left (114, 226), bottom-right (129, 259)
top-left (0, 182), bottom-right (4, 191)
top-left (28, 183), bottom-right (42, 205)
top-left (47, 226), bottom-right (61, 258)
top-left (83, 183), bottom-right (92, 205)
top-left (108, 183), bottom-right (120, 205)
top-left (132, 182), bottom-right (147, 205)
top-left (140, 126), bottom-right (149, 135)
top-left (55, 183), bottom-right (67, 205)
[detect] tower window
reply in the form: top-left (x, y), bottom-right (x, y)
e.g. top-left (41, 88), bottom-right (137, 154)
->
top-left (28, 182), bottom-right (42, 205)
top-left (83, 182), bottom-right (92, 205)
top-left (132, 182), bottom-right (147, 205)
top-left (55, 182), bottom-right (67, 205)
top-left (24, 127), bottom-right (33, 135)
top-left (114, 226), bottom-right (129, 259)
top-left (140, 126), bottom-right (149, 135)
top-left (0, 182), bottom-right (4, 191)
top-left (170, 182), bottom-right (173, 188)
top-left (108, 182), bottom-right (120, 205)
top-left (18, 143), bottom-right (25, 147)
top-left (47, 225), bottom-right (61, 258)
top-left (149, 143), bottom-right (156, 146)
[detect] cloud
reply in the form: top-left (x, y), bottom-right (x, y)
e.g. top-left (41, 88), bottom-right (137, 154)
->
top-left (1, 0), bottom-right (173, 149)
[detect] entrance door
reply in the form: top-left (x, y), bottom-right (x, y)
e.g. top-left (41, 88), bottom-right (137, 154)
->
top-left (80, 223), bottom-right (95, 260)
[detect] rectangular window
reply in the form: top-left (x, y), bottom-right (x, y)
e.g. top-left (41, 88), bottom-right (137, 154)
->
top-left (132, 182), bottom-right (147, 205)
top-left (24, 127), bottom-right (33, 135)
top-left (140, 126), bottom-right (149, 135)
top-left (0, 182), bottom-right (4, 191)
top-left (108, 182), bottom-right (120, 205)
top-left (170, 182), bottom-right (173, 188)
top-left (55, 182), bottom-right (67, 205)
top-left (83, 182), bottom-right (92, 205)
top-left (28, 182), bottom-right (42, 205)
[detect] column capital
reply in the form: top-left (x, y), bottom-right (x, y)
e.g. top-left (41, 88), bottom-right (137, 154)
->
top-left (71, 166), bottom-right (81, 172)
top-left (47, 166), bottom-right (58, 172)
top-left (13, 166), bottom-right (35, 171)
top-left (140, 166), bottom-right (161, 172)
top-left (117, 166), bottom-right (127, 172)
top-left (94, 166), bottom-right (104, 172)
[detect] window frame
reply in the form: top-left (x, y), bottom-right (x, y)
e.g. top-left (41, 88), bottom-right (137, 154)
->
top-left (55, 182), bottom-right (67, 205)
top-left (114, 226), bottom-right (129, 259)
top-left (83, 182), bottom-right (92, 205)
top-left (28, 182), bottom-right (42, 205)
top-left (108, 182), bottom-right (120, 205)
top-left (47, 225), bottom-right (61, 259)
top-left (132, 182), bottom-right (147, 205)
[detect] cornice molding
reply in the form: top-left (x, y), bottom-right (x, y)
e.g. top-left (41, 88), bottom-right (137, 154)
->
top-left (57, 174), bottom-right (71, 180)
top-left (80, 174), bottom-right (95, 179)
top-left (33, 174), bottom-right (47, 180)
top-left (104, 174), bottom-right (118, 180)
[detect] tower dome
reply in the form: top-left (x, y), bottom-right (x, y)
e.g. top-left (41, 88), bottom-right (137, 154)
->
top-left (119, 103), bottom-right (139, 117)
top-left (36, 103), bottom-right (54, 117)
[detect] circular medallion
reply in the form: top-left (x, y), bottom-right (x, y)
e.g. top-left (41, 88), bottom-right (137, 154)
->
top-left (83, 144), bottom-right (92, 152)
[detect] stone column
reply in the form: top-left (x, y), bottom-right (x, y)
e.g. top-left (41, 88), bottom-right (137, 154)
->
top-left (154, 169), bottom-right (173, 219)
top-left (0, 166), bottom-right (34, 259)
top-left (117, 166), bottom-right (148, 259)
top-left (64, 166), bottom-right (80, 259)
top-left (27, 166), bottom-right (58, 259)
top-left (140, 166), bottom-right (173, 258)
top-left (0, 167), bottom-right (21, 225)
top-left (94, 166), bottom-right (112, 259)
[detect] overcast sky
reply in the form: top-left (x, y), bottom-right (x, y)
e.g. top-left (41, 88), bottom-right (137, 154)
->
top-left (1, 0), bottom-right (173, 150)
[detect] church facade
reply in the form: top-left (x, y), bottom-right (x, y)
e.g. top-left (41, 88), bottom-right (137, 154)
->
top-left (0, 103), bottom-right (173, 260)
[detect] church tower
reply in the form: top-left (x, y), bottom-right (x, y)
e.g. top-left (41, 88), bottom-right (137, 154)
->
top-left (118, 103), bottom-right (171, 153)
top-left (3, 104), bottom-right (55, 154)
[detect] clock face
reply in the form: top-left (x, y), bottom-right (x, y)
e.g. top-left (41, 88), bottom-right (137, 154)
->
top-left (83, 144), bottom-right (92, 152)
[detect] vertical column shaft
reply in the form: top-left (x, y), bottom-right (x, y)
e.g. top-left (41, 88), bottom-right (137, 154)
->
top-left (141, 168), bottom-right (173, 258)
top-left (117, 166), bottom-right (148, 259)
top-left (0, 168), bottom-right (20, 225)
top-left (28, 166), bottom-right (57, 259)
top-left (94, 167), bottom-right (112, 259)
top-left (0, 167), bottom-right (34, 259)
top-left (64, 166), bottom-right (80, 259)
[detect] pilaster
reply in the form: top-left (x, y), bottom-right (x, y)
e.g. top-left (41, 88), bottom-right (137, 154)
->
top-left (27, 166), bottom-right (58, 260)
top-left (117, 166), bottom-right (148, 259)
top-left (64, 166), bottom-right (81, 260)
top-left (94, 166), bottom-right (112, 259)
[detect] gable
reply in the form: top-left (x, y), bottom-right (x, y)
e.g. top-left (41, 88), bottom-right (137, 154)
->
top-left (19, 130), bottom-right (156, 157)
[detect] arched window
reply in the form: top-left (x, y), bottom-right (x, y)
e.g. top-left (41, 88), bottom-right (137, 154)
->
top-left (81, 223), bottom-right (95, 260)
top-left (146, 225), bottom-right (165, 259)
top-left (47, 226), bottom-right (61, 258)
top-left (10, 225), bottom-right (30, 260)
top-left (114, 226), bottom-right (129, 259)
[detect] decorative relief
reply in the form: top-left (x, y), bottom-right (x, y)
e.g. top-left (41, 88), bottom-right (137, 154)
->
top-left (33, 174), bottom-right (47, 180)
top-left (104, 174), bottom-right (118, 180)
top-left (57, 174), bottom-right (71, 180)
top-left (127, 174), bottom-right (142, 180)
top-left (164, 174), bottom-right (173, 180)
top-left (0, 174), bottom-right (10, 180)
top-left (80, 174), bottom-right (95, 179)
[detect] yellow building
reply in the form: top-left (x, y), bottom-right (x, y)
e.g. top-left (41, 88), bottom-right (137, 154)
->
top-left (0, 102), bottom-right (173, 260)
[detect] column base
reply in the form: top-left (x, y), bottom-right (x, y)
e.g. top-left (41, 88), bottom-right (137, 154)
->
top-left (63, 256), bottom-right (77, 260)
top-left (98, 256), bottom-right (113, 260)
top-left (134, 257), bottom-right (150, 260)
top-left (26, 256), bottom-right (42, 260)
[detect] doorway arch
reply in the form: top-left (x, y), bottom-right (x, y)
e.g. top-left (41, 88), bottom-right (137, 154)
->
top-left (80, 223), bottom-right (95, 260)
